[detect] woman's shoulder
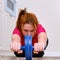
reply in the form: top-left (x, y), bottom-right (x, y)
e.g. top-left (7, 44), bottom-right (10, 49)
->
top-left (37, 24), bottom-right (42, 27)
top-left (37, 24), bottom-right (44, 29)
top-left (12, 27), bottom-right (21, 36)
top-left (37, 24), bottom-right (46, 34)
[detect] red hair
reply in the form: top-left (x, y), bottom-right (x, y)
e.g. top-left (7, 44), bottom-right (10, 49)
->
top-left (16, 8), bottom-right (38, 31)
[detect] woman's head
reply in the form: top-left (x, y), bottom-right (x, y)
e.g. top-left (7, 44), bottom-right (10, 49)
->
top-left (16, 8), bottom-right (38, 37)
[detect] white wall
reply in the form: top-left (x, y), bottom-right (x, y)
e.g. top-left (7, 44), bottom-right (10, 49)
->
top-left (16, 0), bottom-right (60, 56)
top-left (0, 0), bottom-right (16, 56)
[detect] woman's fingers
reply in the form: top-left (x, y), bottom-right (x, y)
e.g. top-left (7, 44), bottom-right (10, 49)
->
top-left (34, 43), bottom-right (39, 52)
top-left (34, 43), bottom-right (44, 54)
top-left (33, 51), bottom-right (38, 54)
top-left (10, 42), bottom-right (21, 52)
top-left (17, 50), bottom-right (23, 54)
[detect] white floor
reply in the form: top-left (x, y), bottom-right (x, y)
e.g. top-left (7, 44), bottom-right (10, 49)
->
top-left (0, 56), bottom-right (60, 60)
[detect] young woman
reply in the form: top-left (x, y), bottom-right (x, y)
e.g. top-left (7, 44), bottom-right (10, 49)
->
top-left (10, 8), bottom-right (48, 57)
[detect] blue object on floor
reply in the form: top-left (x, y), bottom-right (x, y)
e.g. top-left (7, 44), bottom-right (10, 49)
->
top-left (21, 35), bottom-right (33, 60)
top-left (21, 35), bottom-right (46, 60)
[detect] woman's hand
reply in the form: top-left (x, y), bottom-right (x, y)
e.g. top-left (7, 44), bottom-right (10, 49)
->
top-left (33, 42), bottom-right (45, 54)
top-left (10, 42), bottom-right (23, 54)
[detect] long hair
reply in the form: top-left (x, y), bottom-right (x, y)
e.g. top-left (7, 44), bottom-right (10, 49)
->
top-left (16, 8), bottom-right (38, 31)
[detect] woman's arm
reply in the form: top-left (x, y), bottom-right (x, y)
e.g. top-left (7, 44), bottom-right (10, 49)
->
top-left (38, 32), bottom-right (47, 49)
top-left (11, 34), bottom-right (21, 42)
top-left (34, 32), bottom-right (47, 54)
top-left (10, 34), bottom-right (23, 53)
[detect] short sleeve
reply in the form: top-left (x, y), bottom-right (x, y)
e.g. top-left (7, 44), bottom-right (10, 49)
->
top-left (37, 24), bottom-right (46, 34)
top-left (12, 28), bottom-right (21, 36)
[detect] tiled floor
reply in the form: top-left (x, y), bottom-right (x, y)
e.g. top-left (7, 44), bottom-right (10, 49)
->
top-left (0, 56), bottom-right (60, 60)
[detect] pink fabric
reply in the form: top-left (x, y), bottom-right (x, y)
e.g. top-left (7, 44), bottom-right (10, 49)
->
top-left (12, 24), bottom-right (46, 46)
top-left (12, 28), bottom-right (21, 36)
top-left (37, 24), bottom-right (46, 34)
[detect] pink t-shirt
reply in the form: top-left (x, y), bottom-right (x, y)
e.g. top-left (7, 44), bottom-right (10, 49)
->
top-left (12, 24), bottom-right (46, 46)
